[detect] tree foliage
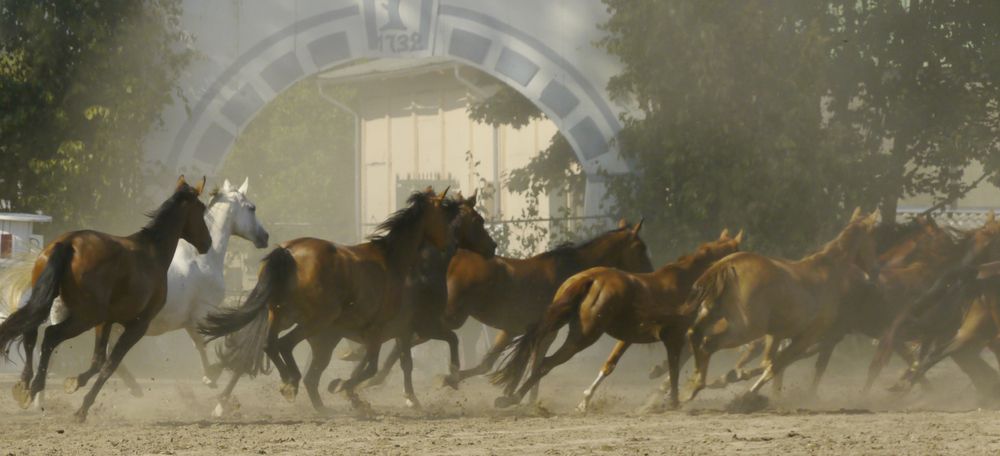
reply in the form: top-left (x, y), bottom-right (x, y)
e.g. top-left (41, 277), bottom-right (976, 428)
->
top-left (598, 0), bottom-right (1000, 257)
top-left (0, 0), bottom-right (192, 235)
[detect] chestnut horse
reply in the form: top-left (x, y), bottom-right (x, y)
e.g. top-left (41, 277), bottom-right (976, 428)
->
top-left (685, 208), bottom-right (879, 401)
top-left (441, 219), bottom-right (654, 400)
top-left (0, 176), bottom-right (211, 421)
top-left (866, 215), bottom-right (1000, 392)
top-left (704, 215), bottom-right (960, 393)
top-left (200, 188), bottom-right (488, 414)
top-left (491, 229), bottom-right (743, 411)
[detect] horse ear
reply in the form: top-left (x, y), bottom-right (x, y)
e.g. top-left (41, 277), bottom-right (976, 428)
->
top-left (618, 218), bottom-right (628, 229)
top-left (631, 217), bottom-right (644, 236)
top-left (175, 175), bottom-right (187, 191)
top-left (194, 176), bottom-right (206, 195)
top-left (467, 188), bottom-right (478, 206)
top-left (438, 186), bottom-right (450, 201)
top-left (734, 229), bottom-right (745, 243)
top-left (222, 179), bottom-right (232, 192)
top-left (719, 228), bottom-right (730, 240)
top-left (238, 177), bottom-right (249, 194)
top-left (850, 206), bottom-right (863, 222)
top-left (867, 209), bottom-right (881, 226)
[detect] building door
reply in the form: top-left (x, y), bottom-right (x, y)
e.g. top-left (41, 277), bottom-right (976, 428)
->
top-left (0, 233), bottom-right (12, 258)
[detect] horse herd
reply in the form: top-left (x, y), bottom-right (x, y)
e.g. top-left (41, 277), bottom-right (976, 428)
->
top-left (2, 175), bottom-right (1000, 423)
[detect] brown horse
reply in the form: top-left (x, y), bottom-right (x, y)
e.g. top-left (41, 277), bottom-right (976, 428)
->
top-left (685, 208), bottom-right (879, 401)
top-left (441, 219), bottom-right (654, 400)
top-left (866, 215), bottom-right (1000, 392)
top-left (704, 215), bottom-right (960, 393)
top-left (0, 176), bottom-right (210, 421)
top-left (200, 188), bottom-right (494, 414)
top-left (360, 191), bottom-right (497, 388)
top-left (491, 229), bottom-right (743, 410)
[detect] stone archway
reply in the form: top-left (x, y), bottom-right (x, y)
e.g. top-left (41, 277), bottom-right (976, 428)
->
top-left (146, 0), bottom-right (629, 217)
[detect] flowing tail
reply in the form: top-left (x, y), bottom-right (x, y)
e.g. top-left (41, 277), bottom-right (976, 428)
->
top-left (0, 242), bottom-right (73, 360)
top-left (199, 247), bottom-right (296, 376)
top-left (686, 264), bottom-right (734, 350)
top-left (489, 277), bottom-right (596, 394)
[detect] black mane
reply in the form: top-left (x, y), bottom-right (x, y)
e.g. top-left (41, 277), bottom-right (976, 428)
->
top-left (140, 184), bottom-right (200, 239)
top-left (538, 227), bottom-right (629, 260)
top-left (369, 190), bottom-right (439, 250)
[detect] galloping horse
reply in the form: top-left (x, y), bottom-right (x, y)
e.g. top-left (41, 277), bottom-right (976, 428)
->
top-left (866, 215), bottom-right (1000, 392)
top-left (61, 178), bottom-right (269, 397)
top-left (200, 188), bottom-right (480, 414)
top-left (442, 219), bottom-right (654, 400)
top-left (0, 176), bottom-right (211, 421)
top-left (685, 208), bottom-right (879, 401)
top-left (491, 229), bottom-right (743, 411)
top-left (703, 215), bottom-right (959, 393)
top-left (362, 191), bottom-right (497, 387)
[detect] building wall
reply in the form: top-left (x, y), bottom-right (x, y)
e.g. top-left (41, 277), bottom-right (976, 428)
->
top-left (354, 71), bottom-right (567, 250)
top-left (898, 161), bottom-right (1000, 210)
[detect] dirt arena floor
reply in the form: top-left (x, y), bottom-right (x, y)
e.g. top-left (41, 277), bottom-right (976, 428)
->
top-left (3, 339), bottom-right (1000, 455)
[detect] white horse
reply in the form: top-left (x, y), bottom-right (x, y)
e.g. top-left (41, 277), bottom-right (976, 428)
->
top-left (106, 177), bottom-right (269, 388)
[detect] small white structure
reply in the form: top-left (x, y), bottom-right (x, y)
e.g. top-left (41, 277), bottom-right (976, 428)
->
top-left (0, 212), bottom-right (51, 265)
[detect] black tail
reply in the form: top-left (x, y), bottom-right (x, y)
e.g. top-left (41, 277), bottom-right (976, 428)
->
top-left (489, 277), bottom-right (595, 394)
top-left (0, 242), bottom-right (73, 360)
top-left (199, 247), bottom-right (296, 376)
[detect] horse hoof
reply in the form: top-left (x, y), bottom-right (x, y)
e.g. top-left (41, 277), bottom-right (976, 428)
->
top-left (494, 395), bottom-right (519, 409)
top-left (437, 374), bottom-right (460, 390)
top-left (12, 381), bottom-right (31, 409)
top-left (405, 397), bottom-right (422, 409)
top-left (327, 378), bottom-right (343, 394)
top-left (73, 409), bottom-right (88, 423)
top-left (280, 383), bottom-right (298, 402)
top-left (212, 396), bottom-right (241, 418)
top-left (64, 377), bottom-right (80, 394)
top-left (725, 369), bottom-right (741, 383)
top-left (202, 376), bottom-right (218, 389)
top-left (576, 401), bottom-right (589, 413)
top-left (129, 386), bottom-right (144, 398)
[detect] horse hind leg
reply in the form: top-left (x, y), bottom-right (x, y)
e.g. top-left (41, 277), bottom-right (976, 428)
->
top-left (396, 335), bottom-right (421, 409)
top-left (501, 320), bottom-right (597, 407)
top-left (579, 340), bottom-right (630, 413)
top-left (275, 326), bottom-right (308, 402)
top-left (525, 332), bottom-right (558, 403)
top-left (457, 330), bottom-right (512, 382)
top-left (25, 317), bottom-right (90, 410)
top-left (185, 326), bottom-right (222, 388)
top-left (362, 340), bottom-right (401, 389)
top-left (12, 327), bottom-right (38, 407)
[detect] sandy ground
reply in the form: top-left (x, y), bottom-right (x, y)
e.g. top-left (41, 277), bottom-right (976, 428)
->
top-left (3, 340), bottom-right (1000, 455)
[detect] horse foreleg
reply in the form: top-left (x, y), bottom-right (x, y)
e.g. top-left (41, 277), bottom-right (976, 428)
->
top-left (65, 323), bottom-right (111, 394)
top-left (364, 340), bottom-right (401, 388)
top-left (751, 332), bottom-right (817, 395)
top-left (341, 343), bottom-right (381, 411)
top-left (396, 334), bottom-right (421, 409)
top-left (185, 326), bottom-right (221, 388)
top-left (810, 335), bottom-right (843, 396)
top-left (950, 347), bottom-right (1000, 399)
top-left (578, 340), bottom-right (631, 413)
top-left (214, 368), bottom-right (244, 417)
top-left (457, 329), bottom-right (511, 381)
top-left (74, 319), bottom-right (149, 422)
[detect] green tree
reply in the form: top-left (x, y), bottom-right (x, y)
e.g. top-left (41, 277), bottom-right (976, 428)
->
top-left (823, 0), bottom-right (1000, 217)
top-left (0, 0), bottom-right (192, 235)
top-left (219, 78), bottom-right (357, 250)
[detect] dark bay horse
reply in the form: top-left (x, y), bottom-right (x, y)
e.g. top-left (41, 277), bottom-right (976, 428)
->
top-left (442, 219), bottom-right (654, 400)
top-left (0, 176), bottom-right (211, 421)
top-left (362, 191), bottom-right (497, 388)
top-left (685, 208), bottom-right (879, 401)
top-left (200, 188), bottom-right (492, 414)
top-left (491, 229), bottom-right (743, 410)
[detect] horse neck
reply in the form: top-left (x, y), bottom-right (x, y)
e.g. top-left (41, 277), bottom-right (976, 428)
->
top-left (573, 234), bottom-right (626, 270)
top-left (202, 200), bottom-right (236, 268)
top-left (800, 227), bottom-right (863, 274)
top-left (137, 212), bottom-right (188, 269)
top-left (655, 252), bottom-right (714, 284)
top-left (383, 225), bottom-right (429, 275)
